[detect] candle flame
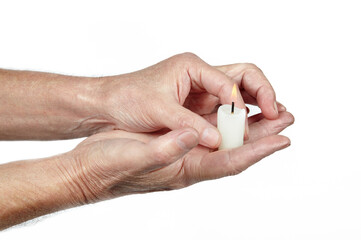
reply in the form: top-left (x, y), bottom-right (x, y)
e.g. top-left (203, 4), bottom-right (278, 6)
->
top-left (231, 83), bottom-right (237, 101)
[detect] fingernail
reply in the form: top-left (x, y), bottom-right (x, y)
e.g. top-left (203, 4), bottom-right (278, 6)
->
top-left (201, 128), bottom-right (220, 148)
top-left (273, 101), bottom-right (279, 115)
top-left (177, 131), bottom-right (199, 150)
top-left (278, 102), bottom-right (287, 112)
top-left (285, 114), bottom-right (295, 125)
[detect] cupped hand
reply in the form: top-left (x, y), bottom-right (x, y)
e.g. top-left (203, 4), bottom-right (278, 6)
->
top-left (98, 53), bottom-right (280, 148)
top-left (56, 111), bottom-right (294, 204)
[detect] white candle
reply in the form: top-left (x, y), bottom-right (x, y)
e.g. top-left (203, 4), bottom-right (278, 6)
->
top-left (217, 104), bottom-right (246, 150)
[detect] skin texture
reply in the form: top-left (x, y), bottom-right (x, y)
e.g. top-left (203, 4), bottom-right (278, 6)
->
top-left (0, 53), bottom-right (294, 230)
top-left (59, 111), bottom-right (294, 201)
top-left (0, 69), bottom-right (109, 140)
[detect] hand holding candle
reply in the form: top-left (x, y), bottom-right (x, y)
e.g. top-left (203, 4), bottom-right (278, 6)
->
top-left (0, 53), bottom-right (295, 230)
top-left (217, 84), bottom-right (246, 150)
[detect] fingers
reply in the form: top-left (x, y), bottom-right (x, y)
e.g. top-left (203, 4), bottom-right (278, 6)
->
top-left (107, 128), bottom-right (199, 172)
top-left (241, 90), bottom-right (258, 105)
top-left (183, 53), bottom-right (247, 112)
top-left (196, 135), bottom-right (290, 181)
top-left (216, 63), bottom-right (278, 120)
top-left (242, 90), bottom-right (286, 113)
top-left (182, 54), bottom-right (249, 139)
top-left (163, 105), bottom-right (221, 148)
top-left (247, 111), bottom-right (295, 143)
top-left (243, 67), bottom-right (278, 119)
top-left (144, 128), bottom-right (199, 170)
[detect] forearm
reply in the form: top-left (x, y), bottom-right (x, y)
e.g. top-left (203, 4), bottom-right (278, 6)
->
top-left (0, 69), bottom-right (112, 140)
top-left (0, 154), bottom-right (85, 230)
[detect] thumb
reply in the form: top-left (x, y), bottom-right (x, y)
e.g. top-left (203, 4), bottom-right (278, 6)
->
top-left (162, 105), bottom-right (221, 148)
top-left (139, 128), bottom-right (199, 171)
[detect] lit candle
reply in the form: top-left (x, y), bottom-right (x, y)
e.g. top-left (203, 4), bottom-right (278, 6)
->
top-left (217, 84), bottom-right (246, 150)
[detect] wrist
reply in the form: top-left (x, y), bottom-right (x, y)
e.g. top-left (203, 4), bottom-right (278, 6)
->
top-left (0, 155), bottom-right (83, 229)
top-left (53, 151), bottom-right (103, 205)
top-left (59, 76), bottom-right (116, 137)
top-left (94, 74), bottom-right (134, 130)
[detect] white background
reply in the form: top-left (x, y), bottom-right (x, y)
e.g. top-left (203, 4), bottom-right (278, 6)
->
top-left (1, 0), bottom-right (360, 239)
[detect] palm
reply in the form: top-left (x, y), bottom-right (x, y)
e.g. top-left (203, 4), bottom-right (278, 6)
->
top-left (76, 110), bottom-right (293, 196)
top-left (78, 129), bottom-right (212, 191)
top-left (144, 144), bottom-right (211, 190)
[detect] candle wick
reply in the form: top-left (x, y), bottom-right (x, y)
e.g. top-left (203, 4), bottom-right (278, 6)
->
top-left (231, 102), bottom-right (234, 114)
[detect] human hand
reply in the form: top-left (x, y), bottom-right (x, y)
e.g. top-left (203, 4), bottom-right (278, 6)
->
top-left (97, 53), bottom-right (281, 148)
top-left (56, 111), bottom-right (294, 203)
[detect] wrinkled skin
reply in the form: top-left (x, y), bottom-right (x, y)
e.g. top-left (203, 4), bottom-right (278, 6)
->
top-left (98, 53), bottom-right (281, 148)
top-left (0, 53), bottom-right (293, 230)
top-left (60, 111), bottom-right (294, 203)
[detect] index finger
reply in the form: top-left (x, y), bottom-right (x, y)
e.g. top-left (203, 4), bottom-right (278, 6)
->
top-left (182, 53), bottom-right (245, 109)
top-left (179, 53), bottom-right (249, 139)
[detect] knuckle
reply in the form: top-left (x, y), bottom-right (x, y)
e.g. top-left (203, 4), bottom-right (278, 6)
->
top-left (231, 143), bottom-right (264, 175)
top-left (286, 113), bottom-right (295, 125)
top-left (228, 150), bottom-right (246, 175)
top-left (176, 52), bottom-right (200, 62)
top-left (181, 52), bottom-right (199, 59)
top-left (151, 147), bottom-right (172, 165)
top-left (176, 113), bottom-right (195, 128)
top-left (258, 121), bottom-right (271, 137)
top-left (243, 63), bottom-right (260, 71)
top-left (226, 150), bottom-right (238, 175)
top-left (250, 142), bottom-right (265, 160)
